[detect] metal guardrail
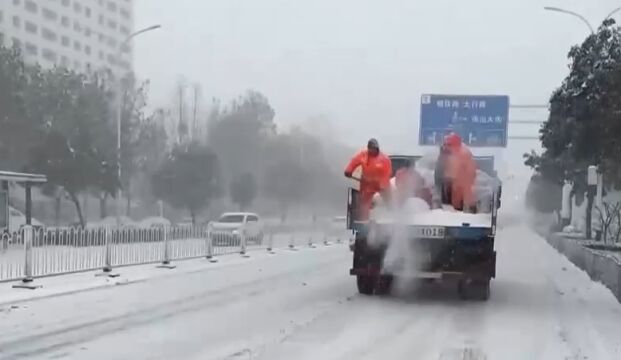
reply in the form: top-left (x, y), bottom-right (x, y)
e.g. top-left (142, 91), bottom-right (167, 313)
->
top-left (0, 224), bottom-right (352, 283)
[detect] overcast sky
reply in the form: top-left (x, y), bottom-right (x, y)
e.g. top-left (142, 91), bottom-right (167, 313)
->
top-left (134, 0), bottom-right (618, 164)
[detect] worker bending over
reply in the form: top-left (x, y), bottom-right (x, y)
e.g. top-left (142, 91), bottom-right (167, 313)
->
top-left (435, 133), bottom-right (477, 212)
top-left (344, 138), bottom-right (392, 220)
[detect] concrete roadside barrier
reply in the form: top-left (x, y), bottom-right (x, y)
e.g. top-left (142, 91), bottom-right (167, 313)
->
top-left (546, 232), bottom-right (621, 302)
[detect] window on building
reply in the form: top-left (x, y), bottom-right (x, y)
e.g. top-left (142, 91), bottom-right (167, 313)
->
top-left (73, 21), bottom-right (81, 32)
top-left (25, 42), bottom-right (37, 56)
top-left (119, 60), bottom-right (131, 70)
top-left (12, 38), bottom-right (22, 50)
top-left (42, 28), bottom-right (57, 42)
top-left (98, 33), bottom-right (105, 42)
top-left (120, 43), bottom-right (131, 53)
top-left (61, 0), bottom-right (70, 6)
top-left (107, 37), bottom-right (117, 48)
top-left (42, 48), bottom-right (57, 62)
top-left (73, 41), bottom-right (81, 51)
top-left (25, 21), bottom-right (38, 34)
top-left (73, 2), bottom-right (82, 13)
top-left (107, 1), bottom-right (117, 12)
top-left (85, 7), bottom-right (91, 17)
top-left (84, 27), bottom-right (91, 37)
top-left (61, 16), bottom-right (69, 27)
top-left (24, 0), bottom-right (38, 14)
top-left (13, 0), bottom-right (20, 6)
top-left (120, 8), bottom-right (130, 19)
top-left (42, 8), bottom-right (58, 21)
top-left (85, 45), bottom-right (91, 55)
top-left (107, 19), bottom-right (117, 30)
top-left (12, 16), bottom-right (21, 28)
top-left (61, 36), bottom-right (70, 47)
top-left (120, 25), bottom-right (130, 36)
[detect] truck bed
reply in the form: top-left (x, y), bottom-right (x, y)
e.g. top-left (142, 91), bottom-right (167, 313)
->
top-left (372, 207), bottom-right (492, 227)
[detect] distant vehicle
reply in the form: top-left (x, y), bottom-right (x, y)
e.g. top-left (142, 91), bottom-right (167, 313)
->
top-left (138, 216), bottom-right (171, 228)
top-left (176, 218), bottom-right (194, 226)
top-left (209, 212), bottom-right (264, 246)
top-left (7, 207), bottom-right (44, 233)
top-left (86, 216), bottom-right (137, 229)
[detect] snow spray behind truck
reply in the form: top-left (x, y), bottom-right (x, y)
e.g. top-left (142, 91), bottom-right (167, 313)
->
top-left (347, 154), bottom-right (500, 300)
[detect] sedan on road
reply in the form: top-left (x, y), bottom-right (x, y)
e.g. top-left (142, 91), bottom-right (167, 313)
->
top-left (209, 212), bottom-right (264, 247)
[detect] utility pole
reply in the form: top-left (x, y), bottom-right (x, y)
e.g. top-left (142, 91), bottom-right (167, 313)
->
top-left (178, 84), bottom-right (185, 144)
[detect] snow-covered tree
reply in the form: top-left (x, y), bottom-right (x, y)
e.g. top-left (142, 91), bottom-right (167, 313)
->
top-left (526, 19), bottom-right (621, 188)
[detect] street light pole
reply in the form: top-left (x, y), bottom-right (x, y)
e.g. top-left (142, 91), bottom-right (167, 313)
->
top-left (544, 6), bottom-right (595, 34)
top-left (605, 7), bottom-right (621, 21)
top-left (116, 24), bottom-right (161, 228)
top-left (544, 6), bottom-right (621, 34)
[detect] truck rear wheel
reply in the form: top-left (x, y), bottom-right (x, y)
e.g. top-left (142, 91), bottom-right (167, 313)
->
top-left (458, 279), bottom-right (490, 301)
top-left (357, 275), bottom-right (375, 295)
top-left (470, 280), bottom-right (490, 301)
top-left (375, 275), bottom-right (393, 295)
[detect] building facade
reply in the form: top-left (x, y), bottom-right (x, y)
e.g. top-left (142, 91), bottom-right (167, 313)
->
top-left (0, 0), bottom-right (134, 74)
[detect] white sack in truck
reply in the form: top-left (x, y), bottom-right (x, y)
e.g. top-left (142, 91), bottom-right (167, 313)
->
top-left (371, 153), bottom-right (499, 214)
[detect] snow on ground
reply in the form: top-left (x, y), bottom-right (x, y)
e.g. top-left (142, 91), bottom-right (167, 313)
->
top-left (0, 221), bottom-right (621, 359)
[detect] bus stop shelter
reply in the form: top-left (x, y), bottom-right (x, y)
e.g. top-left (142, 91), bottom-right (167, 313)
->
top-left (0, 171), bottom-right (48, 230)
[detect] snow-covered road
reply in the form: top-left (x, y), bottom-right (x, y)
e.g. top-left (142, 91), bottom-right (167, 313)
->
top-left (1, 221), bottom-right (621, 360)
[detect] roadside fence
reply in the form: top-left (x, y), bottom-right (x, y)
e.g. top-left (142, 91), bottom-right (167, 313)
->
top-left (0, 223), bottom-right (352, 284)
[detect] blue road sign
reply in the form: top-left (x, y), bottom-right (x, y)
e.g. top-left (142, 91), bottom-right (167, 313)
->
top-left (419, 94), bottom-right (509, 147)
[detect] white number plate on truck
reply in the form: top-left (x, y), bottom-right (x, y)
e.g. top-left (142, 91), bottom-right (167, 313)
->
top-left (415, 226), bottom-right (445, 239)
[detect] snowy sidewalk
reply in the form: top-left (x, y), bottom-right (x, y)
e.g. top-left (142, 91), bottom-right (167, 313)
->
top-left (0, 244), bottom-right (338, 307)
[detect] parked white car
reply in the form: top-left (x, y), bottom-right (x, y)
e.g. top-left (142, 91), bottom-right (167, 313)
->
top-left (138, 216), bottom-right (171, 228)
top-left (86, 216), bottom-right (137, 229)
top-left (209, 212), bottom-right (264, 246)
top-left (7, 207), bottom-right (44, 233)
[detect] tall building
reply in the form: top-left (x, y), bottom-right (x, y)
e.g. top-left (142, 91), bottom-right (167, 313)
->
top-left (0, 0), bottom-right (134, 75)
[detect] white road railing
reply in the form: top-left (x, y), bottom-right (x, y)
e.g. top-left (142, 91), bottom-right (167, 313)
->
top-left (0, 224), bottom-right (351, 283)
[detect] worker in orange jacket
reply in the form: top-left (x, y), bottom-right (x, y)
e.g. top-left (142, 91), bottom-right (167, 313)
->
top-left (435, 133), bottom-right (477, 211)
top-left (344, 138), bottom-right (392, 220)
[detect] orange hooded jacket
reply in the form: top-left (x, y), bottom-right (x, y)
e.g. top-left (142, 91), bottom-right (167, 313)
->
top-left (442, 134), bottom-right (477, 210)
top-left (344, 149), bottom-right (392, 219)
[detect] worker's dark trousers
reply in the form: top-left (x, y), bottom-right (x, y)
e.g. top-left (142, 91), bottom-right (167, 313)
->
top-left (440, 181), bottom-right (463, 211)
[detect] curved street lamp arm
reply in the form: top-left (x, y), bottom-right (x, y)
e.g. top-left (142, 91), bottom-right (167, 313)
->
top-left (605, 7), bottom-right (621, 21)
top-left (544, 6), bottom-right (595, 34)
top-left (123, 25), bottom-right (163, 45)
